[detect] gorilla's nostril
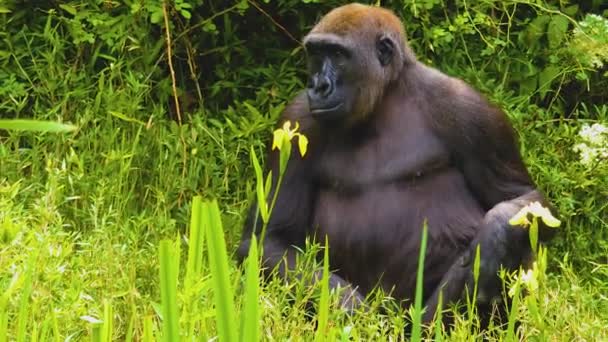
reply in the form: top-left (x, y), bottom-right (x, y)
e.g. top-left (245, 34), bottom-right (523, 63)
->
top-left (317, 76), bottom-right (333, 97)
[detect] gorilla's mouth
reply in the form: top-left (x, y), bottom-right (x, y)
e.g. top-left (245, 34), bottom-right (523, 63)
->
top-left (310, 102), bottom-right (343, 116)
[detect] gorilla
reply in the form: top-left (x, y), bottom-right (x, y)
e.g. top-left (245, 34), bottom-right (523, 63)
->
top-left (238, 3), bottom-right (556, 324)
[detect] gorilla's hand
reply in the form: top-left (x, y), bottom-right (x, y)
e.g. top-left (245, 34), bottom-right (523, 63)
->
top-left (463, 203), bottom-right (532, 305)
top-left (312, 270), bottom-right (366, 314)
top-left (335, 284), bottom-right (366, 314)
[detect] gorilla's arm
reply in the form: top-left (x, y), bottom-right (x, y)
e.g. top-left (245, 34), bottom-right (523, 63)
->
top-left (237, 93), bottom-right (364, 311)
top-left (423, 78), bottom-right (557, 322)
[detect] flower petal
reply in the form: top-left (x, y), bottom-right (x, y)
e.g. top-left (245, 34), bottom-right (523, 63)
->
top-left (298, 134), bottom-right (308, 157)
top-left (509, 208), bottom-right (531, 227)
top-left (272, 129), bottom-right (285, 151)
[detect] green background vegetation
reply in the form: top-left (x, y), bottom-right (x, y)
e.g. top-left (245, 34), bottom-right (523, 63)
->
top-left (1, 0), bottom-right (607, 340)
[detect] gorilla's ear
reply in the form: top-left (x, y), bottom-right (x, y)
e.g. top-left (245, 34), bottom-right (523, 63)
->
top-left (377, 35), bottom-right (395, 66)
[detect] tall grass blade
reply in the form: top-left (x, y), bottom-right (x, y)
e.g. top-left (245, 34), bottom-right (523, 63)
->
top-left (505, 284), bottom-right (521, 342)
top-left (203, 199), bottom-right (237, 342)
top-left (0, 273), bottom-right (21, 342)
top-left (250, 147), bottom-right (269, 223)
top-left (142, 316), bottom-right (155, 342)
top-left (125, 307), bottom-right (135, 342)
top-left (38, 317), bottom-right (50, 342)
top-left (315, 237), bottom-right (330, 342)
top-left (159, 240), bottom-right (180, 342)
top-left (16, 253), bottom-right (36, 342)
top-left (51, 310), bottom-right (60, 342)
top-left (31, 323), bottom-right (38, 342)
top-left (411, 220), bottom-right (428, 342)
top-left (529, 219), bottom-right (539, 254)
top-left (185, 196), bottom-right (206, 338)
top-left (239, 235), bottom-right (260, 342)
top-left (0, 119), bottom-right (76, 132)
top-left (186, 196), bottom-right (205, 286)
top-left (433, 291), bottom-right (444, 342)
top-left (101, 300), bottom-right (113, 342)
top-left (91, 324), bottom-right (101, 342)
top-left (465, 244), bottom-right (481, 328)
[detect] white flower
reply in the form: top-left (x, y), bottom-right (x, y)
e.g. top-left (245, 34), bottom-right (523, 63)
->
top-left (573, 123), bottom-right (608, 166)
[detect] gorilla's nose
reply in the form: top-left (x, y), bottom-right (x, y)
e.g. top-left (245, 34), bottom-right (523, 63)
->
top-left (310, 75), bottom-right (334, 98)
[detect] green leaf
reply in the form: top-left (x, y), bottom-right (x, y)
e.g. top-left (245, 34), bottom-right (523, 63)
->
top-left (109, 111), bottom-right (145, 125)
top-left (101, 300), bottom-right (114, 342)
top-left (523, 15), bottom-right (550, 47)
top-left (529, 219), bottom-right (539, 254)
top-left (264, 171), bottom-right (273, 200)
top-left (151, 11), bottom-right (163, 24)
top-left (180, 10), bottom-right (191, 19)
top-left (473, 244), bottom-right (481, 285)
top-left (203, 200), bottom-right (237, 342)
top-left (411, 220), bottom-right (428, 342)
top-left (519, 75), bottom-right (538, 96)
top-left (159, 240), bottom-right (180, 342)
top-left (251, 148), bottom-right (269, 222)
top-left (185, 196), bottom-right (205, 289)
top-left (0, 120), bottom-right (76, 133)
top-left (14, 253), bottom-right (36, 342)
top-left (547, 16), bottom-right (569, 49)
top-left (538, 66), bottom-right (561, 98)
top-left (0, 7), bottom-right (12, 13)
top-left (239, 235), bottom-right (260, 342)
top-left (59, 4), bottom-right (77, 15)
top-left (505, 281), bottom-right (521, 341)
top-left (433, 291), bottom-right (444, 342)
top-left (315, 237), bottom-right (331, 342)
top-left (279, 140), bottom-right (291, 176)
top-left (562, 5), bottom-right (579, 17)
top-left (142, 316), bottom-right (155, 342)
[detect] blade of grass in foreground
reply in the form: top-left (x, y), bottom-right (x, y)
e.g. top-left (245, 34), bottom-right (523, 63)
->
top-left (203, 199), bottom-right (237, 342)
top-left (239, 235), bottom-right (260, 342)
top-left (411, 220), bottom-right (428, 342)
top-left (0, 273), bottom-right (22, 342)
top-left (186, 196), bottom-right (205, 287)
top-left (505, 281), bottom-right (521, 341)
top-left (433, 291), bottom-right (444, 342)
top-left (185, 196), bottom-right (206, 337)
top-left (101, 300), bottom-right (113, 342)
top-left (159, 240), bottom-right (180, 342)
top-left (314, 237), bottom-right (331, 342)
top-left (0, 119), bottom-right (76, 132)
top-left (16, 252), bottom-right (36, 342)
top-left (142, 316), bottom-right (155, 342)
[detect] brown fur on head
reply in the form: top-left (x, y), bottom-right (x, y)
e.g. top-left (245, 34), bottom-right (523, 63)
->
top-left (303, 4), bottom-right (416, 124)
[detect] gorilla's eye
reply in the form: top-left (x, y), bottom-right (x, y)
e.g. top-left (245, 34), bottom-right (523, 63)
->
top-left (326, 45), bottom-right (349, 60)
top-left (334, 49), bottom-right (346, 59)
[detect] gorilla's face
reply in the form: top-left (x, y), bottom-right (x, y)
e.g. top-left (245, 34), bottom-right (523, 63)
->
top-left (304, 32), bottom-right (396, 126)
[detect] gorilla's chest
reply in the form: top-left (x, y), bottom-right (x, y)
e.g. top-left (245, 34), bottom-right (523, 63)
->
top-left (313, 117), bottom-right (449, 191)
top-left (310, 118), bottom-right (484, 297)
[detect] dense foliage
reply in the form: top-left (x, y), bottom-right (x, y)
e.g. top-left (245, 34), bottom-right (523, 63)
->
top-left (1, 0), bottom-right (607, 340)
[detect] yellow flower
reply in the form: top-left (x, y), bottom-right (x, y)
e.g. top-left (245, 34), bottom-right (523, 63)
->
top-left (508, 201), bottom-right (561, 228)
top-left (272, 120), bottom-right (309, 157)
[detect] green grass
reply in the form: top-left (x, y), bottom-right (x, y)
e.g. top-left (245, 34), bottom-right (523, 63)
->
top-left (1, 5), bottom-right (607, 340)
top-left (1, 101), bottom-right (607, 340)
